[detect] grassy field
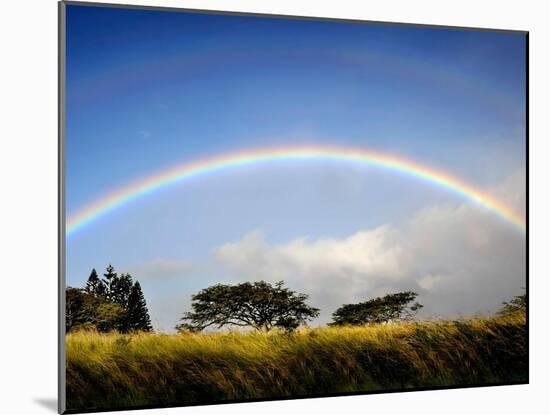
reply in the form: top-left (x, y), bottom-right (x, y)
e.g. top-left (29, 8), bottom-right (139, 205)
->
top-left (66, 313), bottom-right (527, 412)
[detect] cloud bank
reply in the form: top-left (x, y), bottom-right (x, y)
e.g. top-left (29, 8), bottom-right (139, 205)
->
top-left (215, 170), bottom-right (526, 324)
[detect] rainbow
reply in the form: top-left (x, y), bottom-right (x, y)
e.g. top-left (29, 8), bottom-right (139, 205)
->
top-left (66, 145), bottom-right (526, 236)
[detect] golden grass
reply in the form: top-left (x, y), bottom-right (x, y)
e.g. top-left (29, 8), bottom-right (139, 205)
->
top-left (66, 313), bottom-right (527, 412)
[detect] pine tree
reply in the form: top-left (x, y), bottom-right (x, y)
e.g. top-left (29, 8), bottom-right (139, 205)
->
top-left (127, 281), bottom-right (152, 332)
top-left (102, 264), bottom-right (118, 300)
top-left (111, 273), bottom-right (134, 308)
top-left (85, 268), bottom-right (106, 297)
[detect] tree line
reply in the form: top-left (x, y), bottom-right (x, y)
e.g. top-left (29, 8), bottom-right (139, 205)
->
top-left (176, 280), bottom-right (424, 333)
top-left (177, 281), bottom-right (525, 333)
top-left (67, 271), bottom-right (526, 334)
top-left (66, 265), bottom-right (152, 333)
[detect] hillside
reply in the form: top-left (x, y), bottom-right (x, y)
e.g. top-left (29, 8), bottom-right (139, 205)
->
top-left (66, 313), bottom-right (527, 412)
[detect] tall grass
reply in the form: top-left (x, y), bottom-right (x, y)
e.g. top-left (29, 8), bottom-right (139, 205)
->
top-left (66, 313), bottom-right (527, 412)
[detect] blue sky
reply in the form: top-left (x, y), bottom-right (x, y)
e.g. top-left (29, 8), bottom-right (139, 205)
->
top-left (65, 5), bottom-right (526, 331)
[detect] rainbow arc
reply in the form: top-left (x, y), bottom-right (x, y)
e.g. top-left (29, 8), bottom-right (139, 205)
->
top-left (66, 145), bottom-right (526, 236)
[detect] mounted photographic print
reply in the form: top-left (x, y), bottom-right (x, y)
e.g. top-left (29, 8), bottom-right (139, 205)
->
top-left (58, 1), bottom-right (528, 413)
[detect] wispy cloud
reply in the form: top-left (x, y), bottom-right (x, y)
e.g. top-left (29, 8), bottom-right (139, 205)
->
top-left (128, 258), bottom-right (193, 281)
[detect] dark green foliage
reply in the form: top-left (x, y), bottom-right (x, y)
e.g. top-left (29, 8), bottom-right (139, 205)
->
top-left (126, 282), bottom-right (153, 332)
top-left (330, 291), bottom-right (423, 326)
top-left (94, 302), bottom-right (128, 333)
top-left (85, 268), bottom-right (106, 297)
top-left (102, 264), bottom-right (117, 301)
top-left (67, 265), bottom-right (152, 333)
top-left (499, 292), bottom-right (527, 316)
top-left (177, 281), bottom-right (319, 332)
top-left (111, 273), bottom-right (134, 308)
top-left (66, 288), bottom-right (92, 332)
top-left (66, 287), bottom-right (126, 333)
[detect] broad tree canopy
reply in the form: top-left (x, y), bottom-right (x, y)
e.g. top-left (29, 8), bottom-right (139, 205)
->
top-left (176, 281), bottom-right (319, 332)
top-left (330, 291), bottom-right (423, 326)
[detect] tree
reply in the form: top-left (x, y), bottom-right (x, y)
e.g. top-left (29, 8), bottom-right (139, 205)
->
top-left (94, 302), bottom-right (127, 333)
top-left (102, 264), bottom-right (118, 300)
top-left (330, 291), bottom-right (423, 326)
top-left (66, 287), bottom-right (93, 332)
top-left (126, 282), bottom-right (152, 332)
top-left (67, 265), bottom-right (153, 333)
top-left (176, 281), bottom-right (319, 332)
top-left (66, 287), bottom-right (126, 333)
top-left (85, 268), bottom-right (106, 297)
top-left (110, 273), bottom-right (134, 308)
top-left (499, 292), bottom-right (526, 316)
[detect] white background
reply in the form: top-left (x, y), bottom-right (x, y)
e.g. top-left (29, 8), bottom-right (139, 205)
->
top-left (0, 0), bottom-right (545, 414)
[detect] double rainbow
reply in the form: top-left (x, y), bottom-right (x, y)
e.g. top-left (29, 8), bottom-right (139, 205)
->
top-left (66, 145), bottom-right (525, 236)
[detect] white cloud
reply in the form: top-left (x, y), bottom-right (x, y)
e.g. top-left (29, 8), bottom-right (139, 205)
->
top-left (214, 170), bottom-right (526, 324)
top-left (216, 226), bottom-right (405, 283)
